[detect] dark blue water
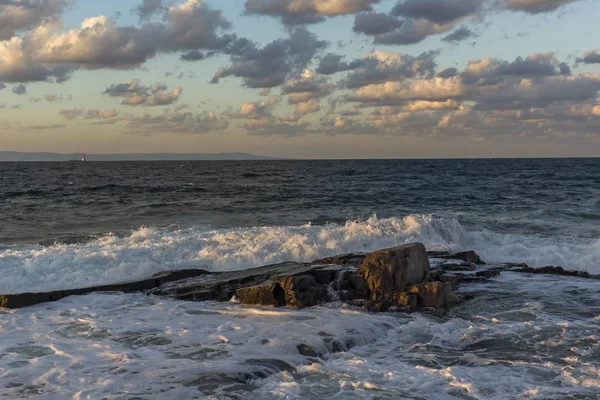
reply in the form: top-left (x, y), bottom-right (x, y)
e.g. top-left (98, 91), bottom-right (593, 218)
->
top-left (1, 159), bottom-right (599, 244)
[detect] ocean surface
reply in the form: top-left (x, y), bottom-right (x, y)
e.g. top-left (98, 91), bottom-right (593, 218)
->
top-left (1, 159), bottom-right (599, 399)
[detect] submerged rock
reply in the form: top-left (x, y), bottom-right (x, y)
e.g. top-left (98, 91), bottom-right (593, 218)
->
top-left (511, 265), bottom-right (590, 279)
top-left (437, 251), bottom-right (484, 264)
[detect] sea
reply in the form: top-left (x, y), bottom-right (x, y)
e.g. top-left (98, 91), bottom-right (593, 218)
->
top-left (0, 159), bottom-right (599, 399)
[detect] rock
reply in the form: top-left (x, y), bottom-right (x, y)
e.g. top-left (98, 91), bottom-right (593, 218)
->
top-left (297, 344), bottom-right (318, 357)
top-left (476, 269), bottom-right (502, 279)
top-left (440, 262), bottom-right (477, 271)
top-left (236, 281), bottom-right (284, 307)
top-left (276, 275), bottom-right (328, 309)
top-left (312, 253), bottom-right (367, 266)
top-left (0, 269), bottom-right (211, 309)
top-left (430, 273), bottom-right (463, 289)
top-left (359, 243), bottom-right (430, 300)
top-left (394, 292), bottom-right (419, 311)
top-left (1, 243), bottom-right (463, 313)
top-left (512, 266), bottom-right (590, 279)
top-left (330, 340), bottom-right (345, 353)
top-left (408, 282), bottom-right (460, 309)
top-left (439, 251), bottom-right (484, 264)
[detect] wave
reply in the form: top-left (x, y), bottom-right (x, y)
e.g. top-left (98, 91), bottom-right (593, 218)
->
top-left (0, 215), bottom-right (598, 294)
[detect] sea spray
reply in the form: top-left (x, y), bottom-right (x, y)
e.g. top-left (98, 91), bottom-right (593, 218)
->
top-left (0, 214), bottom-right (599, 294)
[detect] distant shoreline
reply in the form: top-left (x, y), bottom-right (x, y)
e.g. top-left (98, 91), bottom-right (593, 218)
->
top-left (0, 152), bottom-right (280, 162)
top-left (0, 152), bottom-right (598, 162)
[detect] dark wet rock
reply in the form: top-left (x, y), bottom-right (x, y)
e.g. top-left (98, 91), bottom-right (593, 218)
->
top-left (155, 262), bottom-right (344, 308)
top-left (430, 273), bottom-right (464, 290)
top-left (438, 251), bottom-right (484, 264)
top-left (511, 266), bottom-right (590, 279)
top-left (330, 340), bottom-right (345, 353)
top-left (461, 276), bottom-right (490, 283)
top-left (0, 269), bottom-right (211, 309)
top-left (297, 344), bottom-right (318, 357)
top-left (440, 262), bottom-right (477, 271)
top-left (236, 281), bottom-right (285, 307)
top-left (183, 373), bottom-right (256, 395)
top-left (244, 359), bottom-right (295, 374)
top-left (476, 269), bottom-right (502, 279)
top-left (277, 274), bottom-right (328, 308)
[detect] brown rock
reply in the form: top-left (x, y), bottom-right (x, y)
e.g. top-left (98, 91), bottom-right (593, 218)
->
top-left (236, 281), bottom-right (285, 307)
top-left (359, 243), bottom-right (430, 300)
top-left (408, 281), bottom-right (460, 309)
top-left (393, 292), bottom-right (419, 311)
top-left (275, 275), bottom-right (328, 309)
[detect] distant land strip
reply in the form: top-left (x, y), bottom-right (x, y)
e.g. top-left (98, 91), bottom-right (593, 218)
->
top-left (0, 152), bottom-right (280, 162)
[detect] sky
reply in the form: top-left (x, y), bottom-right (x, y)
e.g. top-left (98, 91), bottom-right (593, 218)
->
top-left (1, 0), bottom-right (600, 159)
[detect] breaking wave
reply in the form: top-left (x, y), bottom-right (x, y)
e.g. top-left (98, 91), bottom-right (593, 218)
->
top-left (0, 214), bottom-right (598, 294)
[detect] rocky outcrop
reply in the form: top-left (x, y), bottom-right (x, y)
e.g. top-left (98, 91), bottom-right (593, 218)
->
top-left (0, 243), bottom-right (495, 312)
top-left (359, 243), bottom-right (430, 300)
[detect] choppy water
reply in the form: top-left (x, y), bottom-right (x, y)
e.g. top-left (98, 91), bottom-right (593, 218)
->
top-left (1, 159), bottom-right (599, 399)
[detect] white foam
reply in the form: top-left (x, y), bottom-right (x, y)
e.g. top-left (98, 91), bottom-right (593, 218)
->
top-left (0, 215), bottom-right (599, 294)
top-left (0, 295), bottom-right (399, 399)
top-left (1, 272), bottom-right (598, 399)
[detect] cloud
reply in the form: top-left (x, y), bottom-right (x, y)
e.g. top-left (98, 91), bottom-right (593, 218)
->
top-left (0, 0), bottom-right (66, 40)
top-left (437, 67), bottom-right (459, 78)
top-left (59, 108), bottom-right (84, 120)
top-left (84, 109), bottom-right (120, 119)
top-left (343, 50), bottom-right (438, 88)
top-left (391, 0), bottom-right (481, 24)
top-left (243, 119), bottom-right (310, 136)
top-left (12, 83), bottom-right (26, 94)
top-left (461, 53), bottom-right (570, 85)
top-left (103, 80), bottom-right (183, 106)
top-left (282, 69), bottom-right (333, 102)
top-left (352, 0), bottom-right (482, 45)
top-left (0, 36), bottom-right (73, 83)
top-left (22, 123), bottom-right (66, 130)
top-left (228, 96), bottom-right (280, 120)
top-left (281, 69), bottom-right (333, 120)
top-left (124, 109), bottom-right (229, 134)
top-left (576, 50), bottom-right (600, 65)
top-left (344, 52), bottom-right (600, 136)
top-left (180, 50), bottom-right (213, 61)
top-left (316, 53), bottom-right (366, 75)
top-left (31, 93), bottom-right (71, 102)
top-left (161, 0), bottom-right (235, 51)
top-left (211, 28), bottom-right (327, 88)
top-left (353, 12), bottom-right (404, 35)
top-left (0, 0), bottom-right (236, 83)
top-left (134, 0), bottom-right (163, 21)
top-left (366, 17), bottom-right (455, 45)
top-left (505, 0), bottom-right (577, 14)
top-left (442, 26), bottom-right (475, 42)
top-left (244, 0), bottom-right (380, 25)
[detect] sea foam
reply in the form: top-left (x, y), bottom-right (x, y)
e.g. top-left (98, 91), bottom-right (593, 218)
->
top-left (0, 214), bottom-right (598, 294)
